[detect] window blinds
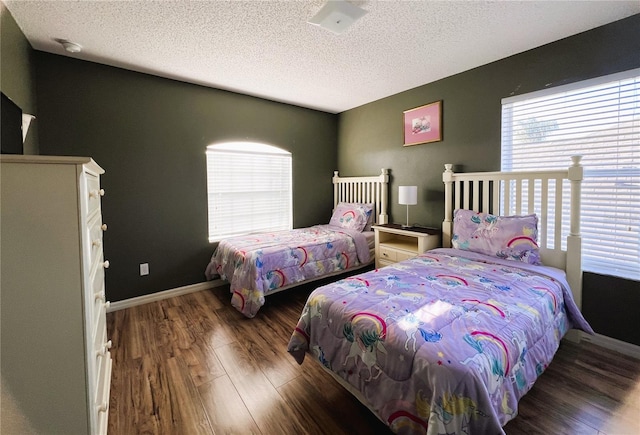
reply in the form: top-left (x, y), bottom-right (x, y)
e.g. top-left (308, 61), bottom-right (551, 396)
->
top-left (501, 69), bottom-right (640, 281)
top-left (206, 144), bottom-right (292, 242)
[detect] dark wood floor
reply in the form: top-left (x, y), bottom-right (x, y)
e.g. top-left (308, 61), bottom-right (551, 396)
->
top-left (107, 283), bottom-right (640, 435)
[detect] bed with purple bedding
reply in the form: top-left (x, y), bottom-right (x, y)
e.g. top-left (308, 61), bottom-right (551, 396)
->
top-left (287, 248), bottom-right (594, 434)
top-left (205, 170), bottom-right (389, 318)
top-left (287, 160), bottom-right (592, 434)
top-left (205, 224), bottom-right (372, 318)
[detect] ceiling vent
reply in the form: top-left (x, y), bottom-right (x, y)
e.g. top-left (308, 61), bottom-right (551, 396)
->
top-left (307, 0), bottom-right (368, 35)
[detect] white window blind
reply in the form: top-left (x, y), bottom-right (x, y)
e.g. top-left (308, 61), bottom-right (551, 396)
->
top-left (502, 68), bottom-right (640, 281)
top-left (206, 142), bottom-right (292, 242)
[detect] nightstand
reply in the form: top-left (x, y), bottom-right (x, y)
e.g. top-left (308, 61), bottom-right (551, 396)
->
top-left (372, 224), bottom-right (441, 268)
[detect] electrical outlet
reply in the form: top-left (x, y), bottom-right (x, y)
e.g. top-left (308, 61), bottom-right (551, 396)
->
top-left (140, 263), bottom-right (149, 276)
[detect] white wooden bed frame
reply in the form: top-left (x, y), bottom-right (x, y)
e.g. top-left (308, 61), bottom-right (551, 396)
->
top-left (442, 156), bottom-right (584, 309)
top-left (263, 168), bottom-right (389, 296)
top-left (333, 168), bottom-right (389, 225)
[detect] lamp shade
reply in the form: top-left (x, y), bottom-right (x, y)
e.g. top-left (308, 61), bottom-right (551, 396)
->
top-left (398, 186), bottom-right (418, 205)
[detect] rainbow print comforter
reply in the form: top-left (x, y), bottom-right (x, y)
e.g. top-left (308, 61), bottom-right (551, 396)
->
top-left (287, 248), bottom-right (593, 434)
top-left (205, 225), bottom-right (371, 317)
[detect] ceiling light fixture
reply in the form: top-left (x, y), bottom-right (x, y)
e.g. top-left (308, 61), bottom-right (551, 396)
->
top-left (56, 39), bottom-right (82, 53)
top-left (307, 0), bottom-right (368, 35)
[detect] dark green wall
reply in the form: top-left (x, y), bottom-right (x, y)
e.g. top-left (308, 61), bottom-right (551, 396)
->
top-left (34, 53), bottom-right (338, 302)
top-left (0, 3), bottom-right (38, 153)
top-left (582, 272), bottom-right (639, 345)
top-left (337, 14), bottom-right (640, 346)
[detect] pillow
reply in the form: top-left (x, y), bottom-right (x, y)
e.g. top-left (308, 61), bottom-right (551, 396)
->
top-left (329, 202), bottom-right (373, 232)
top-left (363, 203), bottom-right (375, 231)
top-left (452, 209), bottom-right (541, 265)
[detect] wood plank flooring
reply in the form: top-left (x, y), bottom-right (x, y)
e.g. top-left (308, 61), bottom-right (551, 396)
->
top-left (107, 284), bottom-right (640, 435)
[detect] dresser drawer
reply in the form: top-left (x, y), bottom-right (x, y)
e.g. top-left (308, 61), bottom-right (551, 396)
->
top-left (95, 352), bottom-right (112, 435)
top-left (95, 352), bottom-right (113, 435)
top-left (94, 309), bottom-right (106, 358)
top-left (92, 309), bottom-right (111, 407)
top-left (87, 214), bottom-right (104, 268)
top-left (93, 323), bottom-right (111, 414)
top-left (92, 284), bottom-right (108, 342)
top-left (91, 251), bottom-right (106, 294)
top-left (85, 172), bottom-right (103, 218)
top-left (95, 312), bottom-right (109, 353)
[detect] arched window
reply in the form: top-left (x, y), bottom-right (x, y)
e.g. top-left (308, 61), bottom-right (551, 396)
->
top-left (206, 142), bottom-right (292, 242)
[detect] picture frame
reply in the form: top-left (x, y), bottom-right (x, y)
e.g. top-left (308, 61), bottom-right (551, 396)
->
top-left (403, 100), bottom-right (442, 146)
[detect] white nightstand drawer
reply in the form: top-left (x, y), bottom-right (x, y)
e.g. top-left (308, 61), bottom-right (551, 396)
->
top-left (378, 259), bottom-right (394, 268)
top-left (379, 246), bottom-right (397, 261)
top-left (396, 251), bottom-right (416, 262)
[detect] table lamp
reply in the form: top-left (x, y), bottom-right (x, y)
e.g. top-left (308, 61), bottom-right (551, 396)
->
top-left (398, 186), bottom-right (418, 228)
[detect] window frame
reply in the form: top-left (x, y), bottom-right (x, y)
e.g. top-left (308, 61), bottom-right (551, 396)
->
top-left (501, 68), bottom-right (640, 281)
top-left (206, 142), bottom-right (292, 243)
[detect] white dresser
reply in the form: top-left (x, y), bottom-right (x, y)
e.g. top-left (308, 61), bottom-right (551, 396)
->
top-left (1, 155), bottom-right (112, 434)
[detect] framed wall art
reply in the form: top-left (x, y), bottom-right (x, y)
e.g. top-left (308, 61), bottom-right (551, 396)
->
top-left (403, 100), bottom-right (442, 146)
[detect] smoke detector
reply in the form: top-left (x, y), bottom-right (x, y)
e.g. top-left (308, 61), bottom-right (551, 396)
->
top-left (56, 39), bottom-right (82, 53)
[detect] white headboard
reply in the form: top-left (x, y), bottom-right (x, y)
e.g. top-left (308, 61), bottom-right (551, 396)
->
top-left (442, 157), bottom-right (584, 309)
top-left (333, 168), bottom-right (389, 225)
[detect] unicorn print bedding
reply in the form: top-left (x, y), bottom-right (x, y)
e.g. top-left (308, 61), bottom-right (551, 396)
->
top-left (205, 225), bottom-right (371, 317)
top-left (287, 248), bottom-right (593, 434)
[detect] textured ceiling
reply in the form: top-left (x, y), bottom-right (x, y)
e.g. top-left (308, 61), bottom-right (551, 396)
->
top-left (4, 0), bottom-right (639, 114)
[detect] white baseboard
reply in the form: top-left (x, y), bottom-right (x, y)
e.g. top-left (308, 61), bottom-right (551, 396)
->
top-left (107, 279), bottom-right (227, 312)
top-left (580, 332), bottom-right (640, 359)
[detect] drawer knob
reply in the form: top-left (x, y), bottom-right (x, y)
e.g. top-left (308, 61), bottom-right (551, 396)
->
top-left (95, 291), bottom-right (106, 301)
top-left (101, 223), bottom-right (108, 231)
top-left (97, 340), bottom-right (112, 357)
top-left (105, 301), bottom-right (111, 309)
top-left (103, 260), bottom-right (110, 269)
top-left (92, 239), bottom-right (101, 247)
top-left (89, 188), bottom-right (105, 198)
